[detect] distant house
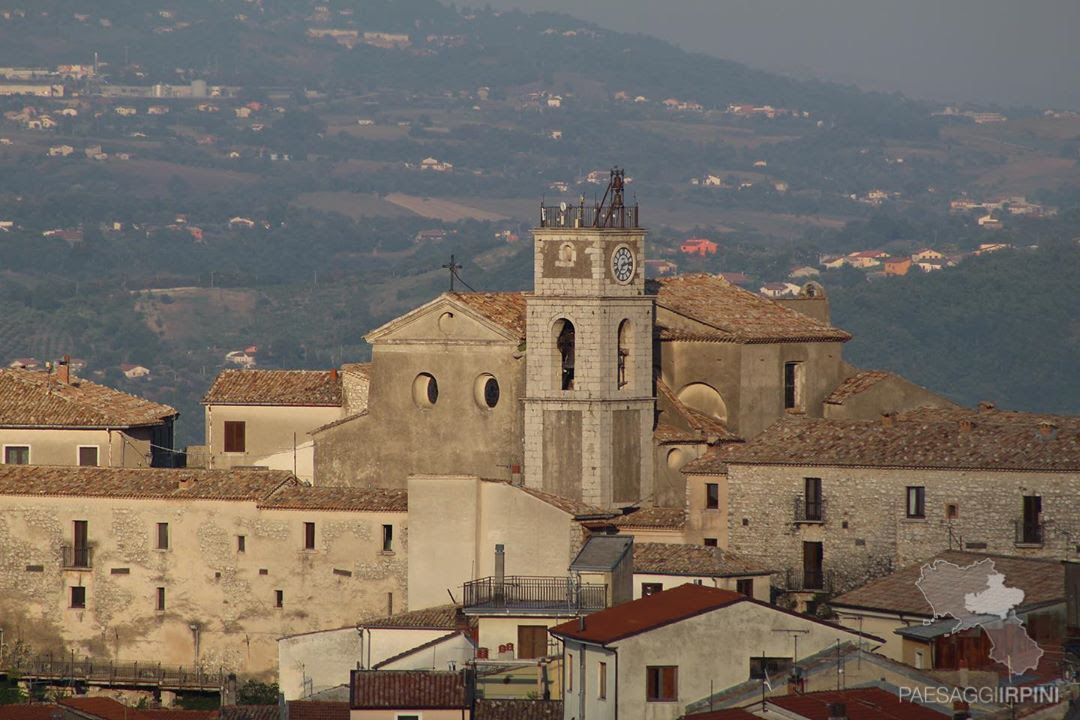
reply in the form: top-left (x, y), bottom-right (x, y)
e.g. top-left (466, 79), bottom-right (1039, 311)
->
top-left (545, 95), bottom-right (562, 108)
top-left (229, 216), bottom-right (256, 229)
top-left (973, 242), bottom-right (1010, 255)
top-left (702, 175), bottom-right (727, 187)
top-left (759, 282), bottom-right (802, 298)
top-left (911, 248), bottom-right (944, 262)
top-left (147, 105), bottom-right (169, 115)
top-left (234, 106), bottom-right (252, 118)
top-left (819, 255), bottom-right (847, 270)
top-left (788, 265), bottom-right (819, 279)
top-left (47, 144), bottom-right (74, 157)
top-left (718, 272), bottom-right (752, 287)
top-left (680, 238), bottom-right (717, 257)
top-left (8, 358), bottom-right (40, 370)
top-left (645, 259), bottom-right (678, 277)
top-left (548, 181), bottom-right (570, 193)
top-left (114, 106), bottom-right (137, 116)
top-left (225, 350), bottom-right (256, 368)
top-left (419, 157), bottom-right (453, 172)
top-left (752, 159), bottom-right (767, 168)
top-left (414, 229), bottom-right (448, 243)
top-left (120, 363), bottom-right (151, 379)
top-left (844, 250), bottom-right (889, 269)
top-left (977, 213), bottom-right (1002, 229)
top-left (883, 257), bottom-right (912, 276)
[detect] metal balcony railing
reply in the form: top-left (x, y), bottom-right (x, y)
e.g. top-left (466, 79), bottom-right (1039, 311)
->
top-left (463, 576), bottom-right (607, 612)
top-left (539, 202), bottom-right (639, 229)
top-left (785, 568), bottom-right (833, 593)
top-left (794, 497), bottom-right (825, 523)
top-left (61, 544), bottom-right (92, 569)
top-left (1016, 520), bottom-right (1045, 546)
top-left (5, 654), bottom-right (224, 691)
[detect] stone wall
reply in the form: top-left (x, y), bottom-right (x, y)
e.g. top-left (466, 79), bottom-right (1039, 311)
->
top-left (0, 495), bottom-right (406, 679)
top-left (725, 463), bottom-right (1080, 595)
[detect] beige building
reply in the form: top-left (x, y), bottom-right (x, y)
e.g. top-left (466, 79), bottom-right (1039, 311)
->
top-left (0, 365), bottom-right (177, 468)
top-left (203, 367), bottom-right (368, 480)
top-left (691, 405), bottom-right (1080, 603)
top-left (628, 542), bottom-right (772, 602)
top-left (0, 465), bottom-right (406, 679)
top-left (550, 584), bottom-right (878, 720)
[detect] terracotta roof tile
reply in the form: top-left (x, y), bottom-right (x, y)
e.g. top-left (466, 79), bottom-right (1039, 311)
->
top-left (633, 542), bottom-right (772, 577)
top-left (59, 698), bottom-right (143, 720)
top-left (0, 705), bottom-right (65, 720)
top-left (0, 369), bottom-right (176, 428)
top-left (831, 550), bottom-right (1064, 616)
top-left (138, 711), bottom-right (216, 720)
top-left (825, 370), bottom-right (891, 405)
top-left (0, 466), bottom-right (296, 501)
top-left (361, 604), bottom-right (467, 630)
top-left (769, 688), bottom-right (946, 720)
top-left (514, 483), bottom-right (606, 517)
top-left (258, 485), bottom-right (407, 512)
top-left (372, 631), bottom-right (465, 669)
top-left (649, 275), bottom-right (850, 344)
top-left (550, 584), bottom-right (745, 644)
top-left (474, 699), bottom-right (563, 720)
top-left (683, 710), bottom-right (760, 720)
top-left (656, 378), bottom-right (740, 442)
top-left (448, 292), bottom-right (527, 339)
top-left (601, 506), bottom-right (686, 530)
top-left (679, 447), bottom-right (730, 475)
top-left (284, 702), bottom-right (348, 720)
top-left (217, 707), bottom-right (277, 720)
top-left (203, 370), bottom-right (343, 406)
top-left (719, 408), bottom-right (1080, 471)
top-left (350, 670), bottom-right (466, 710)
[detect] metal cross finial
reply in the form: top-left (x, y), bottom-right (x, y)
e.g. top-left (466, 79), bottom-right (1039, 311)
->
top-left (442, 254), bottom-right (463, 291)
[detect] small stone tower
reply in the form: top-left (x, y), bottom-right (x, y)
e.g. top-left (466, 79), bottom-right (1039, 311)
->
top-left (523, 169), bottom-right (654, 508)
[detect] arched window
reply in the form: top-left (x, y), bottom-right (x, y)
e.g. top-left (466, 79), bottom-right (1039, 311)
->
top-left (553, 319), bottom-right (576, 390)
top-left (617, 319), bottom-right (631, 389)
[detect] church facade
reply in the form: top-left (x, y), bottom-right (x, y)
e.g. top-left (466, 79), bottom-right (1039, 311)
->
top-left (312, 170), bottom-right (951, 525)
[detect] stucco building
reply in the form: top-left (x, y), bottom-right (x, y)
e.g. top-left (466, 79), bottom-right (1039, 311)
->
top-left (0, 364), bottom-right (177, 468)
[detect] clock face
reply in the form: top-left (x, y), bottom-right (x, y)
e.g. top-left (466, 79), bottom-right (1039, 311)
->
top-left (612, 245), bottom-right (635, 284)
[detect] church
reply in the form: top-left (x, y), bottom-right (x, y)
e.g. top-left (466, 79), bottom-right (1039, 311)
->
top-left (311, 169), bottom-right (950, 521)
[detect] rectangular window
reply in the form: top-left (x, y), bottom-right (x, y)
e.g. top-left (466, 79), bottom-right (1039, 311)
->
top-left (71, 586), bottom-right (86, 608)
top-left (598, 661), bottom-right (607, 700)
top-left (72, 520), bottom-right (89, 568)
top-left (736, 578), bottom-right (754, 596)
top-left (646, 666), bottom-right (677, 702)
top-left (304, 522), bottom-right (315, 550)
top-left (703, 537), bottom-right (718, 547)
top-left (1022, 495), bottom-right (1043, 544)
top-left (517, 625), bottom-right (549, 660)
top-left (77, 446), bottom-right (99, 467)
top-left (237, 535), bottom-right (246, 553)
top-left (749, 657), bottom-right (792, 681)
top-left (783, 362), bottom-right (803, 410)
top-left (4, 445), bottom-right (29, 464)
top-left (705, 483), bottom-right (719, 510)
top-left (803, 541), bottom-right (824, 590)
top-left (223, 421), bottom-right (246, 453)
top-left (382, 524), bottom-right (393, 552)
top-left (946, 504), bottom-right (959, 520)
top-left (641, 582), bottom-right (663, 597)
top-left (567, 653), bottom-right (573, 692)
top-left (156, 522), bottom-right (169, 550)
top-left (804, 477), bottom-right (823, 521)
top-left (906, 487), bottom-right (926, 518)
top-left (156, 587), bottom-right (166, 611)
top-left (275, 590), bottom-right (283, 608)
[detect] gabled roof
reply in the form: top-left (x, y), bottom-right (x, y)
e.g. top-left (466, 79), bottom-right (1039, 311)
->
top-left (649, 274), bottom-right (850, 344)
top-left (718, 407), bottom-right (1080, 471)
top-left (203, 369), bottom-right (343, 406)
top-left (594, 506), bottom-right (686, 530)
top-left (655, 378), bottom-right (740, 443)
top-left (0, 466), bottom-right (297, 502)
top-left (474, 699), bottom-right (564, 720)
top-left (824, 370), bottom-right (891, 405)
top-left (373, 631), bottom-right (466, 669)
top-left (831, 550), bottom-right (1064, 617)
top-left (365, 292), bottom-right (526, 343)
top-left (569, 535), bottom-right (633, 572)
top-left (361, 603), bottom-right (467, 630)
top-left (217, 707), bottom-right (278, 720)
top-left (59, 698), bottom-right (150, 720)
top-left (0, 706), bottom-right (65, 720)
top-left (683, 709), bottom-right (760, 720)
top-left (487, 478), bottom-right (606, 517)
top-left (350, 670), bottom-right (466, 710)
top-left (768, 688), bottom-right (948, 720)
top-left (633, 542), bottom-right (772, 578)
top-left (0, 369), bottom-right (176, 428)
top-left (679, 446), bottom-right (728, 475)
top-left (257, 485), bottom-right (407, 512)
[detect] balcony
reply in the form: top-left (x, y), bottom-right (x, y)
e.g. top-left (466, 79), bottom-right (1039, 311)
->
top-left (794, 497), bottom-right (826, 524)
top-left (1015, 520), bottom-right (1045, 547)
top-left (784, 568), bottom-right (833, 593)
top-left (539, 202), bottom-right (639, 230)
top-left (463, 576), bottom-right (607, 614)
top-left (61, 544), bottom-right (92, 570)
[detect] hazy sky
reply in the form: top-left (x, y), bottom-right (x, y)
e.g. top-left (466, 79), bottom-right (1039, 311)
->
top-left (479, 0), bottom-right (1080, 109)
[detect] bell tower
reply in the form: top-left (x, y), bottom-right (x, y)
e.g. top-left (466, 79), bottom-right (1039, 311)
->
top-left (523, 169), bottom-right (654, 508)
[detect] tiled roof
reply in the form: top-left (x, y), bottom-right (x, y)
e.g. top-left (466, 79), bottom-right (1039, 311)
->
top-left (656, 378), bottom-right (740, 442)
top-left (825, 370), bottom-right (891, 404)
top-left (340, 363), bottom-right (370, 379)
top-left (203, 369), bottom-right (343, 406)
top-left (350, 670), bottom-right (466, 710)
top-left (373, 631), bottom-right (465, 669)
top-left (550, 584), bottom-right (745, 644)
top-left (218, 707), bottom-right (277, 720)
top-left (601, 506), bottom-right (686, 530)
top-left (138, 712), bottom-right (216, 720)
top-left (0, 705), bottom-right (65, 720)
top-left (284, 702), bottom-right (348, 720)
top-left (769, 688), bottom-right (946, 720)
top-left (258, 485), bottom-right (407, 512)
top-left (0, 466), bottom-right (296, 501)
top-left (718, 407), bottom-right (1080, 471)
top-left (477, 478), bottom-right (606, 517)
top-left (684, 710), bottom-right (759, 720)
top-left (679, 446), bottom-right (729, 475)
top-left (448, 292), bottom-right (527, 339)
top-left (633, 542), bottom-right (772, 577)
top-left (59, 698), bottom-right (143, 720)
top-left (0, 369), bottom-right (176, 428)
top-left (649, 275), bottom-right (850, 344)
top-left (361, 604), bottom-right (466, 630)
top-left (831, 550), bottom-right (1064, 616)
top-left (474, 700), bottom-right (563, 720)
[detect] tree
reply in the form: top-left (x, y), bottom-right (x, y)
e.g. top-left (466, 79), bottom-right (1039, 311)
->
top-left (237, 680), bottom-right (280, 705)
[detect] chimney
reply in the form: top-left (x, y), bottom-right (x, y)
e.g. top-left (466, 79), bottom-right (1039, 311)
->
top-left (578, 616), bottom-right (586, 631)
top-left (58, 355), bottom-right (71, 384)
top-left (1038, 420), bottom-right (1057, 436)
top-left (958, 418), bottom-right (974, 433)
top-left (827, 702), bottom-right (847, 720)
top-left (881, 412), bottom-right (895, 428)
top-left (510, 464), bottom-right (523, 486)
top-left (977, 401), bottom-right (995, 413)
top-left (330, 368), bottom-right (338, 381)
top-left (494, 544), bottom-right (505, 584)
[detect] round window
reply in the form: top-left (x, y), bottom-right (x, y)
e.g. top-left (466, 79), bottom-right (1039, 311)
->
top-left (412, 373), bottom-right (438, 408)
top-left (474, 374), bottom-right (500, 409)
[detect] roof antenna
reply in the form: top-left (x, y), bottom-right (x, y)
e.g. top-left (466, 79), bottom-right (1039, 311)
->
top-left (442, 254), bottom-right (462, 292)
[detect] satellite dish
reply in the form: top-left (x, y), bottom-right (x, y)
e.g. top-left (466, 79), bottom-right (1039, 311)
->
top-left (559, 201), bottom-right (568, 212)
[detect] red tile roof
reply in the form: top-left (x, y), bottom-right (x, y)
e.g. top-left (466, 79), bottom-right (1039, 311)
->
top-left (350, 670), bottom-right (467, 710)
top-left (361, 604), bottom-right (468, 630)
top-left (217, 707), bottom-right (277, 720)
top-left (0, 369), bottom-right (176, 428)
top-left (284, 701), bottom-right (348, 720)
top-left (549, 584), bottom-right (745, 644)
top-left (474, 699), bottom-right (564, 720)
top-left (0, 705), bottom-right (65, 720)
top-left (649, 275), bottom-right (850, 344)
top-left (824, 370), bottom-right (891, 405)
top-left (448, 292), bottom-right (527, 339)
top-left (769, 687), bottom-right (946, 720)
top-left (656, 378), bottom-right (740, 443)
top-left (598, 506), bottom-right (687, 530)
top-left (258, 485), bottom-right (407, 512)
top-left (0, 466), bottom-right (296, 501)
top-left (203, 370), bottom-right (343, 406)
top-left (683, 709), bottom-right (760, 720)
top-left (59, 698), bottom-right (143, 720)
top-left (633, 542), bottom-right (772, 578)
